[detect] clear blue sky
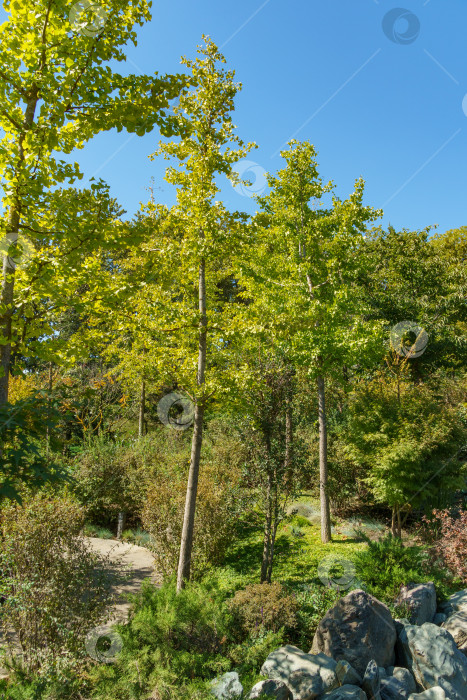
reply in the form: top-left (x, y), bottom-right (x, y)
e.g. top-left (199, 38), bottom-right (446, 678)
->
top-left (5, 0), bottom-right (467, 234)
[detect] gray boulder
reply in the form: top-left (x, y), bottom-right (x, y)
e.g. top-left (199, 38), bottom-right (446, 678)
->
top-left (321, 685), bottom-right (368, 700)
top-left (380, 676), bottom-right (411, 700)
top-left (287, 671), bottom-right (323, 700)
top-left (211, 672), bottom-right (243, 699)
top-left (248, 679), bottom-right (292, 699)
top-left (408, 688), bottom-right (446, 700)
top-left (311, 590), bottom-right (396, 676)
top-left (432, 613), bottom-right (446, 626)
top-left (361, 660), bottom-right (380, 700)
top-left (335, 660), bottom-right (363, 687)
top-left (391, 667), bottom-right (416, 693)
top-left (439, 589), bottom-right (467, 656)
top-left (261, 646), bottom-right (338, 698)
top-left (438, 589), bottom-right (467, 617)
top-left (397, 622), bottom-right (467, 700)
top-left (395, 583), bottom-right (436, 626)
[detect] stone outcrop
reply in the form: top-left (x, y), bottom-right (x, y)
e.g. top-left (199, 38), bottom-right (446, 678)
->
top-left (395, 583), bottom-right (436, 626)
top-left (397, 621), bottom-right (467, 700)
top-left (311, 590), bottom-right (396, 675)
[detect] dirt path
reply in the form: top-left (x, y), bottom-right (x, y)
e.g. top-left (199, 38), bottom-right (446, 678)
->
top-left (85, 536), bottom-right (160, 624)
top-left (0, 536), bottom-right (159, 679)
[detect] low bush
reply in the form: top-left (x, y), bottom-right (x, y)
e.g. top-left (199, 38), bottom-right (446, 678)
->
top-left (142, 461), bottom-right (244, 578)
top-left (0, 493), bottom-right (113, 678)
top-left (227, 582), bottom-right (299, 638)
top-left (353, 532), bottom-right (452, 603)
top-left (89, 579), bottom-right (234, 699)
top-left (419, 508), bottom-right (467, 585)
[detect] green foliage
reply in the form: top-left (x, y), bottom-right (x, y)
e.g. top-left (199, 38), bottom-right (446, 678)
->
top-left (0, 493), bottom-right (113, 677)
top-left (89, 580), bottom-right (233, 698)
top-left (353, 532), bottom-right (452, 604)
top-left (72, 434), bottom-right (154, 528)
top-left (0, 395), bottom-right (68, 502)
top-left (228, 582), bottom-right (299, 637)
top-left (142, 454), bottom-right (244, 578)
top-left (344, 372), bottom-right (466, 514)
top-left (293, 583), bottom-right (343, 649)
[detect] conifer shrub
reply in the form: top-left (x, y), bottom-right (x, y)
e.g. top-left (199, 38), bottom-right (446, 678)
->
top-left (352, 532), bottom-right (452, 603)
top-left (227, 582), bottom-right (299, 637)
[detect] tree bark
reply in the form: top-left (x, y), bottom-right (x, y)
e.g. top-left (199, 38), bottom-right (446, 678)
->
top-left (138, 379), bottom-right (146, 437)
top-left (317, 374), bottom-right (332, 543)
top-left (116, 511), bottom-right (126, 539)
top-left (176, 258), bottom-right (207, 591)
top-left (0, 90), bottom-right (39, 406)
top-left (261, 469), bottom-right (273, 583)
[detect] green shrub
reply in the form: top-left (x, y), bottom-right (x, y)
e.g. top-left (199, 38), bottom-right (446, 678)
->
top-left (0, 493), bottom-right (113, 678)
top-left (293, 583), bottom-right (343, 649)
top-left (354, 532), bottom-right (437, 603)
top-left (142, 460), bottom-right (244, 578)
top-left (228, 582), bottom-right (299, 637)
top-left (83, 522), bottom-right (114, 539)
top-left (88, 579), bottom-right (234, 699)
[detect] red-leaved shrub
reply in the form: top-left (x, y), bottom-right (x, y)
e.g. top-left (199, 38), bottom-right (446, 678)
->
top-left (420, 508), bottom-right (467, 584)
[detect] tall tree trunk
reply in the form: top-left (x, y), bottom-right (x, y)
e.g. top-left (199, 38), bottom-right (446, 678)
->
top-left (284, 377), bottom-right (293, 487)
top-left (0, 90), bottom-right (39, 406)
top-left (176, 258), bottom-right (207, 591)
top-left (317, 374), bottom-right (332, 543)
top-left (266, 479), bottom-right (279, 583)
top-left (46, 362), bottom-right (53, 455)
top-left (138, 379), bottom-right (146, 438)
top-left (116, 511), bottom-right (126, 539)
top-left (261, 469), bottom-right (273, 583)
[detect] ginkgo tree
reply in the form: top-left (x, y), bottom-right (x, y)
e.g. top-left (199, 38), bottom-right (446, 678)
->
top-left (239, 140), bottom-right (383, 542)
top-left (0, 0), bottom-right (184, 404)
top-left (138, 37), bottom-right (254, 589)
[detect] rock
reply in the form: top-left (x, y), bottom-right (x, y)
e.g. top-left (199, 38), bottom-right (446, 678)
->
top-left (438, 589), bottom-right (467, 656)
top-left (391, 667), bottom-right (416, 693)
top-left (432, 613), bottom-right (446, 626)
top-left (407, 688), bottom-right (446, 700)
top-left (395, 583), bottom-right (437, 626)
top-left (287, 671), bottom-right (323, 700)
top-left (311, 590), bottom-right (397, 676)
top-left (261, 646), bottom-right (338, 697)
top-left (321, 685), bottom-right (368, 699)
top-left (397, 622), bottom-right (467, 700)
top-left (380, 676), bottom-right (411, 700)
top-left (248, 679), bottom-right (293, 699)
top-left (211, 672), bottom-right (243, 699)
top-left (335, 660), bottom-right (363, 687)
top-left (361, 661), bottom-right (380, 700)
top-left (438, 589), bottom-right (467, 617)
top-left (443, 610), bottom-right (467, 656)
